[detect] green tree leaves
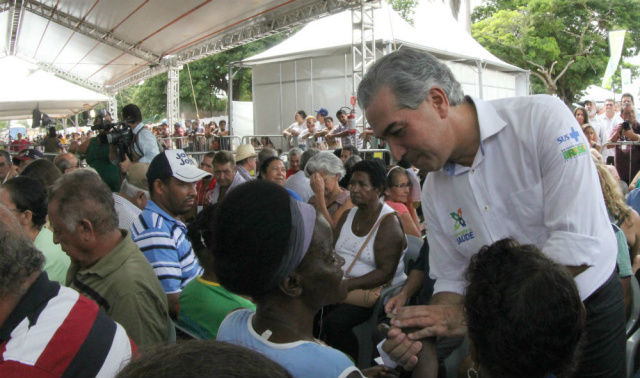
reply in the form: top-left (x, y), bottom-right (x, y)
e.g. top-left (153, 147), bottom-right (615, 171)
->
top-left (472, 0), bottom-right (640, 105)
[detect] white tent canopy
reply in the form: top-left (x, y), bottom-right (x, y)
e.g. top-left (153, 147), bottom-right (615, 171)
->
top-left (0, 57), bottom-right (109, 120)
top-left (245, 1), bottom-right (521, 72)
top-left (242, 1), bottom-right (529, 135)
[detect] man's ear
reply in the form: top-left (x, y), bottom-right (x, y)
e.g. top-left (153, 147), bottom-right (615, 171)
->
top-left (278, 273), bottom-right (303, 298)
top-left (77, 219), bottom-right (95, 241)
top-left (428, 86), bottom-right (450, 118)
top-left (153, 178), bottom-right (166, 196)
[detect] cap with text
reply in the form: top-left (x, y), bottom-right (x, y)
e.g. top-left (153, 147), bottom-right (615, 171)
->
top-left (147, 149), bottom-right (212, 184)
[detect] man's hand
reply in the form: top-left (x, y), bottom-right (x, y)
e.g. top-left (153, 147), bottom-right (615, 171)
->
top-left (380, 325), bottom-right (422, 371)
top-left (390, 304), bottom-right (466, 340)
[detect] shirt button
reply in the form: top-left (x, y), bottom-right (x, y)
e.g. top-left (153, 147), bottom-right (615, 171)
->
top-left (471, 169), bottom-right (475, 173)
top-left (484, 205), bottom-right (489, 211)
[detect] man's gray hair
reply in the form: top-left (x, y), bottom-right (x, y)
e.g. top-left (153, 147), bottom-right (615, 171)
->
top-left (48, 170), bottom-right (119, 235)
top-left (289, 147), bottom-right (303, 159)
top-left (305, 151), bottom-right (346, 180)
top-left (0, 205), bottom-right (44, 298)
top-left (357, 49), bottom-right (465, 111)
top-left (120, 178), bottom-right (150, 200)
top-left (0, 150), bottom-right (11, 166)
top-left (258, 147), bottom-right (278, 168)
top-left (300, 148), bottom-right (320, 171)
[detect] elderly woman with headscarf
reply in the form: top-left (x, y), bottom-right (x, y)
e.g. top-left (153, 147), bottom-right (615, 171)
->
top-left (306, 152), bottom-right (354, 228)
top-left (215, 180), bottom-right (396, 378)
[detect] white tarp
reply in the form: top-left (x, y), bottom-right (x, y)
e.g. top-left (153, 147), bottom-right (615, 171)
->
top-left (242, 1), bottom-right (529, 135)
top-left (0, 57), bottom-right (110, 120)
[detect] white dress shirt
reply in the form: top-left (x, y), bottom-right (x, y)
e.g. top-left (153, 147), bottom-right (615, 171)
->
top-left (422, 95), bottom-right (617, 300)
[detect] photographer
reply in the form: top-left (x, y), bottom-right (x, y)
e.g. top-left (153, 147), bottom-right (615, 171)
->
top-left (109, 104), bottom-right (159, 172)
top-left (78, 111), bottom-right (120, 192)
top-left (608, 103), bottom-right (640, 184)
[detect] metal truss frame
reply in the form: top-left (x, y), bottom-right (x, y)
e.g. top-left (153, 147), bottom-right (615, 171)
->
top-left (351, 0), bottom-right (377, 129)
top-left (22, 0), bottom-right (161, 64)
top-left (107, 0), bottom-right (364, 93)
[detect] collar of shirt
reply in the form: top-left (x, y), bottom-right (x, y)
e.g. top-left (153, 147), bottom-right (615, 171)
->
top-left (133, 122), bottom-right (145, 134)
top-left (0, 272), bottom-right (58, 340)
top-left (145, 200), bottom-right (186, 230)
top-left (72, 230), bottom-right (136, 279)
top-left (443, 96), bottom-right (507, 177)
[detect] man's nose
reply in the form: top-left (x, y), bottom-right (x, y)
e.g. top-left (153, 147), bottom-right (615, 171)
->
top-left (388, 140), bottom-right (407, 162)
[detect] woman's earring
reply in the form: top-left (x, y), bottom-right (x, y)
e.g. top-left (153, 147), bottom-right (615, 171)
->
top-left (467, 363), bottom-right (479, 378)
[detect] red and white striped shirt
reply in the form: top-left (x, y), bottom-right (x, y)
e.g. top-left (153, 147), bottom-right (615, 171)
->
top-left (0, 273), bottom-right (137, 378)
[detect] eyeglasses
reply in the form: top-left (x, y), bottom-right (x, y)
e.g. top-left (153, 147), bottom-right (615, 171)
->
top-left (390, 183), bottom-right (412, 189)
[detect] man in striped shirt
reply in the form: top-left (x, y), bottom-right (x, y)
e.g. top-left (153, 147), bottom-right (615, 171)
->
top-left (0, 205), bottom-right (136, 378)
top-left (131, 149), bottom-right (211, 318)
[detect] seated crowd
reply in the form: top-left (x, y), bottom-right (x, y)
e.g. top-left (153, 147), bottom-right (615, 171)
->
top-left (0, 99), bottom-right (633, 378)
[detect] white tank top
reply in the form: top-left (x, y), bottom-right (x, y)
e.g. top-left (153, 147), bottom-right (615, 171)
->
top-left (335, 203), bottom-right (407, 285)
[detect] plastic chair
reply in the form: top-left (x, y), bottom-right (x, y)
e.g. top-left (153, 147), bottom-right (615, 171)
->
top-left (352, 236), bottom-right (425, 369)
top-left (628, 323), bottom-right (640, 377)
top-left (443, 336), bottom-right (469, 378)
top-left (352, 281), bottom-right (405, 369)
top-left (405, 235), bottom-right (423, 273)
top-left (172, 320), bottom-right (204, 341)
top-left (627, 276), bottom-right (640, 338)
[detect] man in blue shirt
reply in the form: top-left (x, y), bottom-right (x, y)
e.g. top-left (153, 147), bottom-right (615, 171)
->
top-left (110, 104), bottom-right (160, 172)
top-left (131, 149), bottom-right (211, 318)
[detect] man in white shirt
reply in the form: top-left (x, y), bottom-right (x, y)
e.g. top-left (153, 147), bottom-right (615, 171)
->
top-left (113, 162), bottom-right (150, 230)
top-left (208, 150), bottom-right (246, 205)
top-left (584, 98), bottom-right (603, 138)
top-left (359, 49), bottom-right (624, 378)
top-left (599, 98), bottom-right (623, 165)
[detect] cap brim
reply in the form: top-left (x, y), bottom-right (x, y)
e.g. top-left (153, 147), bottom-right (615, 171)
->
top-left (172, 165), bottom-right (212, 183)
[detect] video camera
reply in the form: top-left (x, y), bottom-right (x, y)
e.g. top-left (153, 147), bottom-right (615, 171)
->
top-left (91, 109), bottom-right (135, 161)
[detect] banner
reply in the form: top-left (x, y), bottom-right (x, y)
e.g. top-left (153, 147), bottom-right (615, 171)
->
top-left (621, 68), bottom-right (633, 94)
top-left (602, 30), bottom-right (626, 89)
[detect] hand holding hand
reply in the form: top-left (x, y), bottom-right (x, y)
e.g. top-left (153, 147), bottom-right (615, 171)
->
top-left (390, 304), bottom-right (466, 339)
top-left (384, 292), bottom-right (407, 315)
top-left (379, 324), bottom-right (422, 371)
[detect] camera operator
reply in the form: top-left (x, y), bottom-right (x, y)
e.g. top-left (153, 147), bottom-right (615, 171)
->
top-left (109, 104), bottom-right (159, 172)
top-left (607, 103), bottom-right (640, 184)
top-left (78, 111), bottom-right (121, 192)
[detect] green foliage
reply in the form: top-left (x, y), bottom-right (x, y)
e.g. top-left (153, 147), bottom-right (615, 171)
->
top-left (123, 32), bottom-right (291, 119)
top-left (389, 0), bottom-right (419, 25)
top-left (471, 0), bottom-right (640, 105)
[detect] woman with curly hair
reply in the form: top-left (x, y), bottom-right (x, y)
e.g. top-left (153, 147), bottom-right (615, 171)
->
top-left (594, 162), bottom-right (640, 318)
top-left (464, 238), bottom-right (585, 378)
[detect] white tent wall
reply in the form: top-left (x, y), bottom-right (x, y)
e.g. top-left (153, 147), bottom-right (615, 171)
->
top-left (253, 53), bottom-right (354, 135)
top-left (252, 53), bottom-right (526, 135)
top-left (245, 2), bottom-right (529, 137)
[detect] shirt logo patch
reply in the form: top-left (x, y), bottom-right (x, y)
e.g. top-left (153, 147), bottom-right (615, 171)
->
top-left (450, 207), bottom-right (474, 245)
top-left (450, 208), bottom-right (466, 231)
top-left (561, 144), bottom-right (587, 161)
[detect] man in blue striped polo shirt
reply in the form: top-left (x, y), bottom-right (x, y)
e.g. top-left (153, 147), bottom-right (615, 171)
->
top-left (131, 150), bottom-right (212, 318)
